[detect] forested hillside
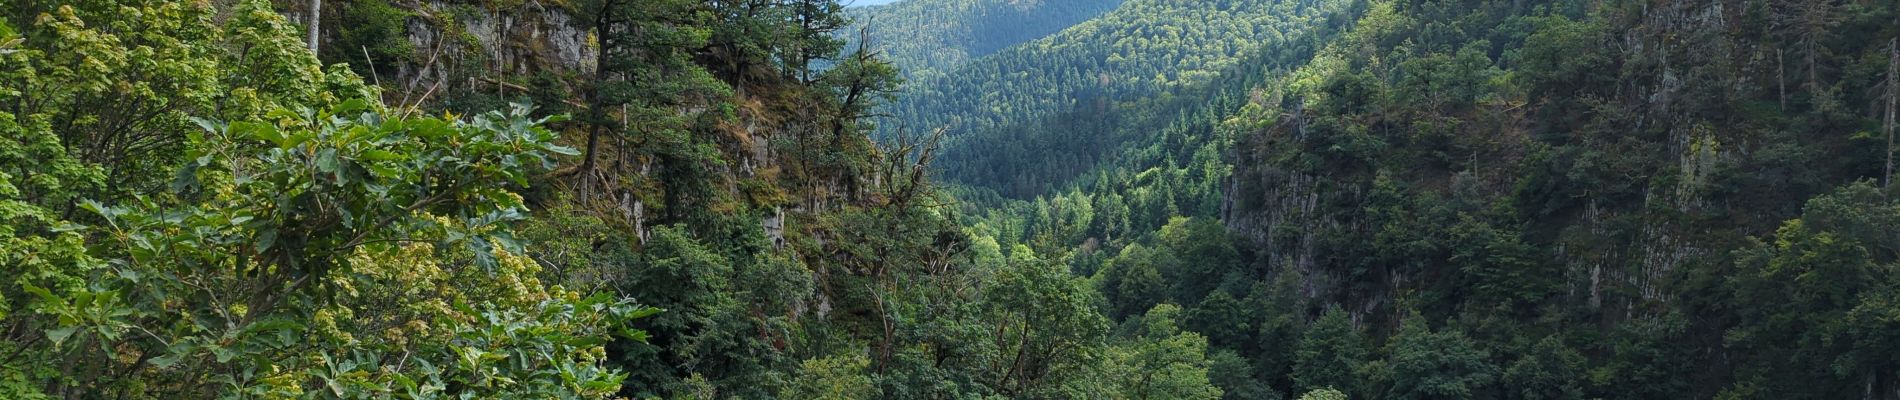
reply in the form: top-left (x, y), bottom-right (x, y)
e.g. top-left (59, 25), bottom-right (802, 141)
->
top-left (0, 0), bottom-right (1219, 398)
top-left (918, 0), bottom-right (1900, 398)
top-left (884, 0), bottom-right (1357, 197)
top-left (1215, 1), bottom-right (1900, 397)
top-left (5, 0), bottom-right (1900, 399)
top-left (845, 0), bottom-right (1122, 79)
top-left (883, 0), bottom-right (1352, 140)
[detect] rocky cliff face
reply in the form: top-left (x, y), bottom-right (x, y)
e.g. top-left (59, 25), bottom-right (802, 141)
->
top-left (398, 1), bottom-right (594, 92)
top-left (286, 0), bottom-right (594, 103)
top-left (286, 0), bottom-right (867, 246)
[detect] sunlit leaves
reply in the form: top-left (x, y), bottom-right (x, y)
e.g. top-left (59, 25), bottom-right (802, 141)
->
top-left (9, 101), bottom-right (650, 398)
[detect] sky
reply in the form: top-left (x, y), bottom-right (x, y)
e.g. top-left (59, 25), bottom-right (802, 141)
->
top-left (847, 0), bottom-right (905, 6)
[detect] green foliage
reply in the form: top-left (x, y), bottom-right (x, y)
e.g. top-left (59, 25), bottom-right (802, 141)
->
top-left (14, 0), bottom-right (1900, 398)
top-left (889, 0), bottom-right (1348, 141)
top-left (1245, 270), bottom-right (1309, 391)
top-left (1099, 243), bottom-right (1171, 318)
top-left (984, 248), bottom-right (1111, 397)
top-left (613, 225), bottom-right (737, 395)
top-left (1186, 290), bottom-right (1254, 351)
top-left (907, 0), bottom-right (1900, 397)
top-left (922, 0), bottom-right (1352, 198)
top-left (321, 0), bottom-right (414, 78)
top-left (1511, 15), bottom-right (1612, 97)
top-left (1157, 217), bottom-right (1242, 302)
top-left (1381, 316), bottom-right (1498, 400)
top-left (1723, 182), bottom-right (1900, 398)
top-left (1194, 0), bottom-right (1900, 396)
top-left (1298, 387), bottom-right (1349, 400)
top-left (787, 354), bottom-right (881, 399)
top-left (0, 111), bottom-right (101, 300)
top-left (1503, 336), bottom-right (1585, 400)
top-left (1208, 350), bottom-right (1278, 400)
top-left (1394, 41), bottom-right (1500, 110)
top-left (1, 0), bottom-right (369, 197)
top-left (1106, 304), bottom-right (1223, 400)
top-left (11, 99), bottom-right (651, 397)
top-left (0, 2), bottom-right (654, 396)
top-left (846, 0), bottom-right (1122, 79)
top-left (1292, 309), bottom-right (1370, 397)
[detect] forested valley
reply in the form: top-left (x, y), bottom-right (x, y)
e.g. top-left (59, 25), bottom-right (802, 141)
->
top-left (2, 0), bottom-right (1899, 399)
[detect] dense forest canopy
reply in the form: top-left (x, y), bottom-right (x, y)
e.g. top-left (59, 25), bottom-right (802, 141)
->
top-left (844, 0), bottom-right (1122, 80)
top-left (3, 0), bottom-right (1900, 399)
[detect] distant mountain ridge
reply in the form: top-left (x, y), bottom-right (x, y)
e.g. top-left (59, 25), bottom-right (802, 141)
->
top-left (873, 0), bottom-right (1350, 197)
top-left (845, 0), bottom-right (1123, 79)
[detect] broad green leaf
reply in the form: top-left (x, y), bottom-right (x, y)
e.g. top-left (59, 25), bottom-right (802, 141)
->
top-left (188, 117), bottom-right (223, 135)
top-left (49, 222), bottom-right (87, 233)
top-left (336, 98), bottom-right (370, 115)
top-left (546, 145), bottom-right (580, 156)
top-left (256, 228), bottom-right (277, 252)
top-left (19, 283), bottom-right (59, 305)
top-left (44, 327), bottom-right (77, 347)
top-left (316, 148), bottom-right (341, 175)
top-left (170, 160), bottom-right (201, 194)
top-left (232, 121), bottom-right (288, 148)
top-left (212, 346), bottom-right (238, 363)
top-left (628, 307), bottom-right (662, 319)
top-left (148, 352), bottom-right (183, 368)
top-left (362, 149), bottom-right (403, 162)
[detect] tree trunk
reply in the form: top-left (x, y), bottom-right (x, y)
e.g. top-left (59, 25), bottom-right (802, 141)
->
top-left (1885, 39), bottom-right (1896, 189)
top-left (797, 0), bottom-right (815, 83)
top-left (1778, 48), bottom-right (1787, 110)
top-left (577, 0), bottom-right (618, 179)
top-left (306, 0), bottom-right (321, 52)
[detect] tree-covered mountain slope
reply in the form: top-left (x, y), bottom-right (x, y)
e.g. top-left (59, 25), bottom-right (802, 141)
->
top-left (932, 0), bottom-right (1900, 398)
top-left (867, 0), bottom-right (1356, 204)
top-left (9, 0), bottom-right (1900, 399)
top-left (933, 0), bottom-right (1362, 199)
top-left (1215, 0), bottom-right (1900, 397)
top-left (880, 0), bottom-right (1350, 144)
top-left (0, 0), bottom-right (1230, 398)
top-left (846, 0), bottom-right (1123, 78)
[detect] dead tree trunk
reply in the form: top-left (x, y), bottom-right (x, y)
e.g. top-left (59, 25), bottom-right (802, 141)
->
top-left (306, 0), bottom-right (321, 52)
top-left (1778, 48), bottom-right (1787, 110)
top-left (1885, 39), bottom-right (1896, 189)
